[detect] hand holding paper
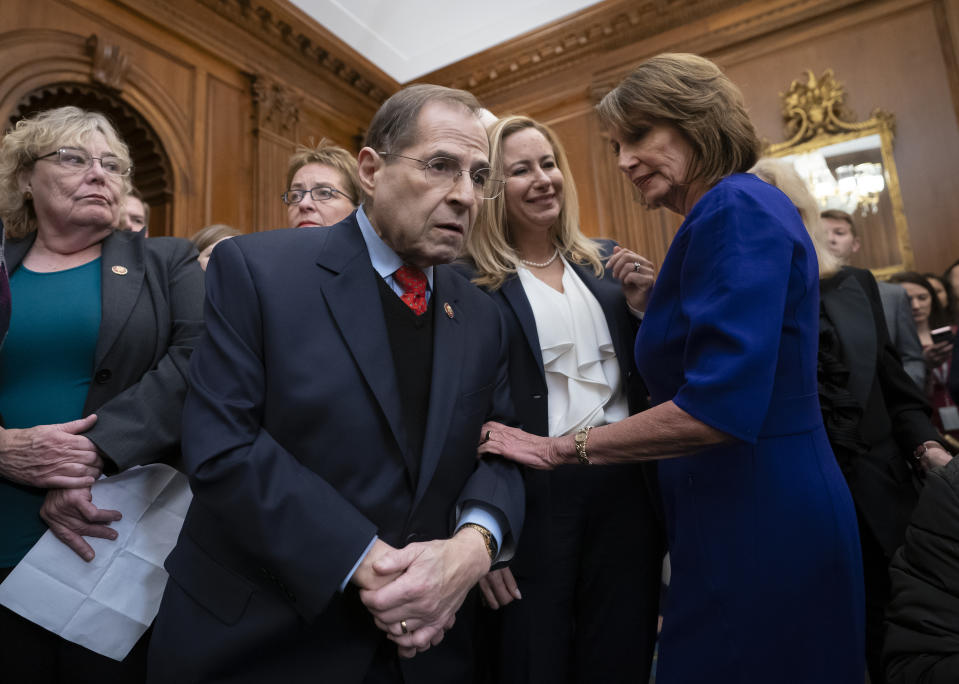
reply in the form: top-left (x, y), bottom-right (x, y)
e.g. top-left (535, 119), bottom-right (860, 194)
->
top-left (40, 486), bottom-right (122, 561)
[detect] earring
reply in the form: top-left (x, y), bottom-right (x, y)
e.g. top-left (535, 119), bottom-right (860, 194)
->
top-left (23, 189), bottom-right (32, 201)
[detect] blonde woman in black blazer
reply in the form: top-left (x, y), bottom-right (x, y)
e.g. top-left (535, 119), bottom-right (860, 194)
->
top-left (463, 115), bottom-right (663, 684)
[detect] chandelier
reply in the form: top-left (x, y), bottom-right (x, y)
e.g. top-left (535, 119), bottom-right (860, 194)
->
top-left (786, 151), bottom-right (885, 217)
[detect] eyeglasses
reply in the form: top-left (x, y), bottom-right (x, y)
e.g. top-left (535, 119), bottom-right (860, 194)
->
top-left (378, 152), bottom-right (505, 200)
top-left (281, 186), bottom-right (348, 205)
top-left (36, 147), bottom-right (132, 177)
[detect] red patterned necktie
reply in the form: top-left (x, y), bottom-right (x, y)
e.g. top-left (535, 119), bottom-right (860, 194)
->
top-left (394, 265), bottom-right (428, 315)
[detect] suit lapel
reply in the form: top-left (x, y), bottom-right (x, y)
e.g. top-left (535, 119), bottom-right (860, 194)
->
top-left (821, 271), bottom-right (877, 409)
top-left (413, 265), bottom-right (465, 506)
top-left (316, 220), bottom-right (408, 458)
top-left (501, 274), bottom-right (545, 379)
top-left (95, 232), bottom-right (144, 366)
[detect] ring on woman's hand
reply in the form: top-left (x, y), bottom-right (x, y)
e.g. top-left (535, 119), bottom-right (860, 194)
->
top-left (400, 620), bottom-right (409, 634)
top-left (633, 262), bottom-right (642, 273)
top-left (484, 430), bottom-right (492, 443)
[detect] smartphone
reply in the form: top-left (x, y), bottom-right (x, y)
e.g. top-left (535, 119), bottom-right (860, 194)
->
top-left (931, 326), bottom-right (954, 345)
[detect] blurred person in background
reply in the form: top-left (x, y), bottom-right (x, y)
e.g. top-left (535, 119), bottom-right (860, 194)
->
top-left (119, 186), bottom-right (148, 236)
top-left (190, 223), bottom-right (241, 271)
top-left (889, 271), bottom-right (958, 446)
top-left (821, 209), bottom-right (925, 388)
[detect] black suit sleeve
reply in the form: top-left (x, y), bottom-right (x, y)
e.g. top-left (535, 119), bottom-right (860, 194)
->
top-left (181, 237), bottom-right (377, 621)
top-left (858, 270), bottom-right (940, 454)
top-left (885, 459), bottom-right (959, 683)
top-left (456, 301), bottom-right (524, 564)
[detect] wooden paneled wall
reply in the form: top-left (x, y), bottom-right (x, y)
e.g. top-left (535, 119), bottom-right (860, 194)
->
top-left (424, 0), bottom-right (959, 275)
top-left (4, 0), bottom-right (957, 275)
top-left (0, 0), bottom-right (396, 238)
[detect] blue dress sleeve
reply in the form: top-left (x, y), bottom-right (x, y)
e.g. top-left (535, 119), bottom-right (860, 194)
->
top-left (672, 184), bottom-right (804, 443)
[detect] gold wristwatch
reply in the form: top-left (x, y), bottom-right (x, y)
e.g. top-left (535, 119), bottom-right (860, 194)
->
top-left (460, 523), bottom-right (497, 561)
top-left (575, 425), bottom-right (594, 465)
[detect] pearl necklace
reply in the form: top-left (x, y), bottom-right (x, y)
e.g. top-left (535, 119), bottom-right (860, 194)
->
top-left (520, 248), bottom-right (559, 268)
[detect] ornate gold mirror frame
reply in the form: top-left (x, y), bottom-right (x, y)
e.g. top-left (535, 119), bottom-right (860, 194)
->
top-left (766, 70), bottom-right (912, 277)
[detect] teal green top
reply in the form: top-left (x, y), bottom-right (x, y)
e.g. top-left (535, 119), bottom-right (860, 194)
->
top-left (0, 259), bottom-right (101, 567)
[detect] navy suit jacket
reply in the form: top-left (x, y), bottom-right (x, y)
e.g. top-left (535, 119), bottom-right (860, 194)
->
top-left (150, 216), bottom-right (524, 684)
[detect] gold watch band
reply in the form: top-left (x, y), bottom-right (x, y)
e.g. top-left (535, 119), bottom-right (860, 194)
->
top-left (460, 522), bottom-right (497, 561)
top-left (575, 425), bottom-right (594, 465)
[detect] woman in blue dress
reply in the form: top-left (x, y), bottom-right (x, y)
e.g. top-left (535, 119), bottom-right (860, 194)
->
top-left (479, 53), bottom-right (865, 683)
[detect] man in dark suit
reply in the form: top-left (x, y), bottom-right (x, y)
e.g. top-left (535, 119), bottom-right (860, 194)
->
top-left (821, 209), bottom-right (925, 387)
top-left (147, 85), bottom-right (524, 683)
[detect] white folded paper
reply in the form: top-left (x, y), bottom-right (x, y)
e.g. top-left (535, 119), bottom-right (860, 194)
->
top-left (0, 463), bottom-right (192, 661)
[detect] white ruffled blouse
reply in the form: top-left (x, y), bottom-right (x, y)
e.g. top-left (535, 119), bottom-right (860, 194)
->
top-left (518, 259), bottom-right (628, 438)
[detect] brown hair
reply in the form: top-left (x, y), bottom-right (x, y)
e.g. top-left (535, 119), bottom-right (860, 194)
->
top-left (0, 106), bottom-right (132, 239)
top-left (467, 115), bottom-right (603, 290)
top-left (285, 139), bottom-right (361, 205)
top-left (190, 223), bottom-right (241, 254)
top-left (363, 84), bottom-right (482, 154)
top-left (596, 53), bottom-right (760, 189)
top-left (888, 271), bottom-right (953, 329)
top-left (819, 209), bottom-right (858, 238)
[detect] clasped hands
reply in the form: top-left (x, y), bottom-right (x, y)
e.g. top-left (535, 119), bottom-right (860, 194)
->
top-left (353, 529), bottom-right (492, 659)
top-left (0, 414), bottom-right (121, 561)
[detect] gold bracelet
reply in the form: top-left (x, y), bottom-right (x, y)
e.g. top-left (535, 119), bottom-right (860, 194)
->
top-left (460, 523), bottom-right (497, 561)
top-left (574, 425), bottom-right (594, 465)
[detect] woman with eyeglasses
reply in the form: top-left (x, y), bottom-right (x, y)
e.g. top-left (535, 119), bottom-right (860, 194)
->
top-left (463, 115), bottom-right (663, 684)
top-left (0, 106), bottom-right (204, 681)
top-left (283, 140), bottom-right (360, 228)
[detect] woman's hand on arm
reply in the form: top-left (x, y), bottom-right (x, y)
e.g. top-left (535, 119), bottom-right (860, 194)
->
top-left (479, 402), bottom-right (730, 468)
top-left (40, 486), bottom-right (122, 562)
top-left (0, 414), bottom-right (103, 489)
top-left (607, 246), bottom-right (656, 314)
top-left (477, 422), bottom-right (571, 470)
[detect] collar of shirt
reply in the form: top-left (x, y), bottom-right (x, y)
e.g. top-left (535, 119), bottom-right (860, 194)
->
top-left (356, 206), bottom-right (434, 299)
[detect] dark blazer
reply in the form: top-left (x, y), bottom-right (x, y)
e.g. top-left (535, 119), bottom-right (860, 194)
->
top-left (475, 240), bottom-right (661, 577)
top-left (821, 267), bottom-right (940, 555)
top-left (4, 230), bottom-right (204, 467)
top-left (884, 456), bottom-right (959, 684)
top-left (149, 217), bottom-right (525, 684)
top-left (877, 281), bottom-right (925, 388)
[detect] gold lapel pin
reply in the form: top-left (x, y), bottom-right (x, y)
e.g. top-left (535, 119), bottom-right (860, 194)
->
top-left (111, 265), bottom-right (128, 275)
top-left (444, 302), bottom-right (454, 319)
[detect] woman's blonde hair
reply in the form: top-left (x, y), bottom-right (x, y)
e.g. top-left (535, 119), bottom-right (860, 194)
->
top-left (286, 139), bottom-right (361, 206)
top-left (596, 53), bottom-right (760, 190)
top-left (750, 158), bottom-right (841, 278)
top-left (0, 106), bottom-right (132, 239)
top-left (467, 115), bottom-right (603, 290)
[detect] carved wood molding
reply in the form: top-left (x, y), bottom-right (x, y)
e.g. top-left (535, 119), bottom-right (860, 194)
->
top-left (251, 74), bottom-right (301, 135)
top-left (419, 0), bottom-right (752, 97)
top-left (196, 0), bottom-right (395, 103)
top-left (86, 34), bottom-right (130, 91)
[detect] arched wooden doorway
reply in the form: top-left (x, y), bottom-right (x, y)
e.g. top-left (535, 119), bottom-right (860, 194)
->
top-left (9, 83), bottom-right (173, 236)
